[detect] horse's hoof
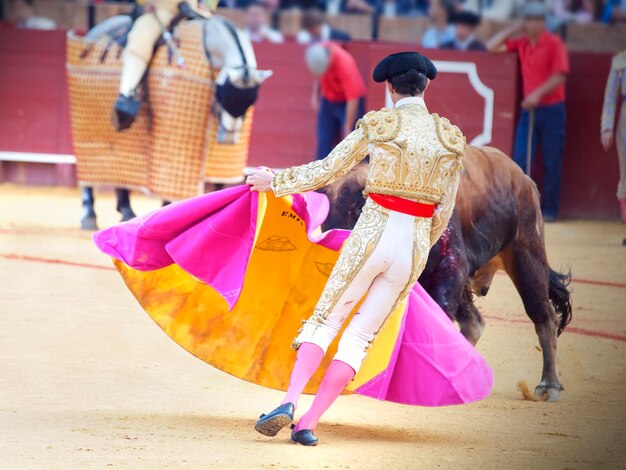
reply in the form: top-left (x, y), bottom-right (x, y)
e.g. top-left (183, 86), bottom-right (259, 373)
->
top-left (120, 211), bottom-right (137, 223)
top-left (81, 216), bottom-right (98, 231)
top-left (534, 384), bottom-right (562, 402)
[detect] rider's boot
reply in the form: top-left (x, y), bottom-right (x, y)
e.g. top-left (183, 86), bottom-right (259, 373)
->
top-left (112, 51), bottom-right (147, 131)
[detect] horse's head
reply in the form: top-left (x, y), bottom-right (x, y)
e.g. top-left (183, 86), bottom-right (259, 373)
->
top-left (213, 66), bottom-right (273, 144)
top-left (204, 16), bottom-right (273, 144)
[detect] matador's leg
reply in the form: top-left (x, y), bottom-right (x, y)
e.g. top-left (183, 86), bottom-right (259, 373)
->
top-left (255, 201), bottom-right (389, 438)
top-left (294, 215), bottom-right (432, 436)
top-left (294, 200), bottom-right (390, 351)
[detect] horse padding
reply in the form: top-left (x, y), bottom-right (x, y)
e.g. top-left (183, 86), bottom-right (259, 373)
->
top-left (67, 20), bottom-right (253, 201)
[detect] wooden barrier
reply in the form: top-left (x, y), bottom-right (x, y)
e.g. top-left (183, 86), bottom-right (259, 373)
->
top-left (566, 22), bottom-right (626, 52)
top-left (377, 16), bottom-right (429, 43)
top-left (327, 14), bottom-right (372, 40)
top-left (216, 7), bottom-right (246, 29)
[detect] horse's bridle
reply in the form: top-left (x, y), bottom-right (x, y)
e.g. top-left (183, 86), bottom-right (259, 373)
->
top-left (202, 16), bottom-right (255, 133)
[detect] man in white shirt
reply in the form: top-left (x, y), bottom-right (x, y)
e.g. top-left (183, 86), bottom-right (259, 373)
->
top-left (11, 0), bottom-right (56, 30)
top-left (462, 0), bottom-right (525, 21)
top-left (243, 1), bottom-right (284, 43)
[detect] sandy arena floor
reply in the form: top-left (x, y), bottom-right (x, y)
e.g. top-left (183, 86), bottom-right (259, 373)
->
top-left (0, 185), bottom-right (625, 469)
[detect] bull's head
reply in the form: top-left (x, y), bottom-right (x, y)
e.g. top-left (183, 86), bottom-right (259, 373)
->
top-left (214, 67), bottom-right (273, 144)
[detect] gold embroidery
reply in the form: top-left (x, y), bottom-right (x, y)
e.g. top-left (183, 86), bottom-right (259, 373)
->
top-left (292, 200), bottom-right (389, 350)
top-left (433, 113), bottom-right (467, 157)
top-left (357, 108), bottom-right (402, 143)
top-left (272, 127), bottom-right (369, 197)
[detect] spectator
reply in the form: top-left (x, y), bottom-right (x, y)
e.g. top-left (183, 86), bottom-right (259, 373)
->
top-left (243, 1), bottom-right (284, 42)
top-left (10, 0), bottom-right (56, 30)
top-left (461, 0), bottom-right (524, 21)
top-left (342, 0), bottom-right (383, 14)
top-left (441, 11), bottom-right (486, 51)
top-left (600, 50), bottom-right (626, 225)
top-left (297, 7), bottom-right (352, 43)
top-left (421, 1), bottom-right (455, 48)
top-left (305, 42), bottom-right (367, 159)
top-left (487, 1), bottom-right (569, 221)
top-left (547, 0), bottom-right (601, 30)
top-left (384, 0), bottom-right (430, 17)
top-left (600, 0), bottom-right (626, 23)
top-left (218, 0), bottom-right (254, 8)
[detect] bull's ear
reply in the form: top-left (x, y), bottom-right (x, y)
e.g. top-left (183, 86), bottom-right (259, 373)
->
top-left (255, 69), bottom-right (273, 83)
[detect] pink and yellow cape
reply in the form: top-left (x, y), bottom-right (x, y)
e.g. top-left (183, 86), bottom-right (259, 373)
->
top-left (94, 185), bottom-right (493, 406)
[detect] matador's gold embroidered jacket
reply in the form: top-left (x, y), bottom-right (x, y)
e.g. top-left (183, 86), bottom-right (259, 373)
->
top-left (272, 96), bottom-right (466, 247)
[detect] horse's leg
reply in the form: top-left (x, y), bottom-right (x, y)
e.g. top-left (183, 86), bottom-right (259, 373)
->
top-left (116, 188), bottom-right (137, 222)
top-left (80, 187), bottom-right (98, 230)
top-left (501, 245), bottom-right (563, 402)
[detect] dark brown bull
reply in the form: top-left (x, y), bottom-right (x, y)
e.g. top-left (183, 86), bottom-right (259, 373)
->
top-left (320, 146), bottom-right (572, 402)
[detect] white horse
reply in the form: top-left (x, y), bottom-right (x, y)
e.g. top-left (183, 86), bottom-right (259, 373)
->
top-left (80, 13), bottom-right (272, 229)
top-left (86, 13), bottom-right (272, 144)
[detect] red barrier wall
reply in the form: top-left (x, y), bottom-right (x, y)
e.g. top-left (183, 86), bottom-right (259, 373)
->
top-left (0, 27), bottom-right (621, 219)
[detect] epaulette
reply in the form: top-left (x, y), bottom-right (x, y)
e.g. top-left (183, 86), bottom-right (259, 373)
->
top-left (356, 108), bottom-right (401, 143)
top-left (433, 113), bottom-right (466, 157)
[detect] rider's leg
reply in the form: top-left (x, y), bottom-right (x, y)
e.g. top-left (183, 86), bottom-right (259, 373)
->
top-left (120, 11), bottom-right (174, 96)
top-left (114, 10), bottom-right (174, 130)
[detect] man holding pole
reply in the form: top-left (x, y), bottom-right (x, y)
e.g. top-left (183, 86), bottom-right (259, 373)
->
top-left (487, 1), bottom-right (569, 221)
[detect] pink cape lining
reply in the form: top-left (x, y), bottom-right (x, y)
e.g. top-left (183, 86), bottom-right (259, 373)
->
top-left (94, 186), bottom-right (493, 406)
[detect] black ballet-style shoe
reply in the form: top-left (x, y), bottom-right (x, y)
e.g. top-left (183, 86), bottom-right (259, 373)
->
top-left (254, 403), bottom-right (294, 437)
top-left (111, 94), bottom-right (142, 131)
top-left (290, 424), bottom-right (318, 446)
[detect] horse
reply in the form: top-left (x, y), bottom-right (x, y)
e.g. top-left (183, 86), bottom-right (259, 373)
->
top-left (320, 146), bottom-right (573, 402)
top-left (74, 12), bottom-right (272, 229)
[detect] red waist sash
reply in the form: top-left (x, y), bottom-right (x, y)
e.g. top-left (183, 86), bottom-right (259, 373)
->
top-left (369, 193), bottom-right (436, 218)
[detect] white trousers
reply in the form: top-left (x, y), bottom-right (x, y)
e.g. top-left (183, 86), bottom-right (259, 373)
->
top-left (303, 206), bottom-right (431, 372)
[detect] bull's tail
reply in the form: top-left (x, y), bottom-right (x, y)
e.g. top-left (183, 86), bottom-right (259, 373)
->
top-left (549, 267), bottom-right (572, 336)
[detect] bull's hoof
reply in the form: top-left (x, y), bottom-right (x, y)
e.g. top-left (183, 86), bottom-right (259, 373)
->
top-left (534, 383), bottom-right (563, 402)
top-left (81, 215), bottom-right (98, 231)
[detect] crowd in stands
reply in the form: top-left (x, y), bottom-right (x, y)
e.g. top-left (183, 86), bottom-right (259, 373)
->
top-left (5, 0), bottom-right (626, 39)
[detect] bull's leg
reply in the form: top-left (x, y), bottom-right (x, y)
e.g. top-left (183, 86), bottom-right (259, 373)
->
top-left (80, 187), bottom-right (98, 230)
top-left (502, 247), bottom-right (563, 402)
top-left (456, 288), bottom-right (485, 345)
top-left (116, 188), bottom-right (137, 222)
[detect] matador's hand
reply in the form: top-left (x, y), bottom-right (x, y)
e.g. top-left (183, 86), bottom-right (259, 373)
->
top-left (246, 167), bottom-right (274, 192)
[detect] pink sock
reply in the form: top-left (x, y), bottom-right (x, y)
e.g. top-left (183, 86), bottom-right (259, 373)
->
top-left (295, 360), bottom-right (355, 432)
top-left (281, 342), bottom-right (324, 408)
top-left (620, 199), bottom-right (626, 224)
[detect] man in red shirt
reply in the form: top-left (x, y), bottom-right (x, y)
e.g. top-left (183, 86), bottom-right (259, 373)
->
top-left (305, 42), bottom-right (367, 159)
top-left (487, 1), bottom-right (569, 221)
